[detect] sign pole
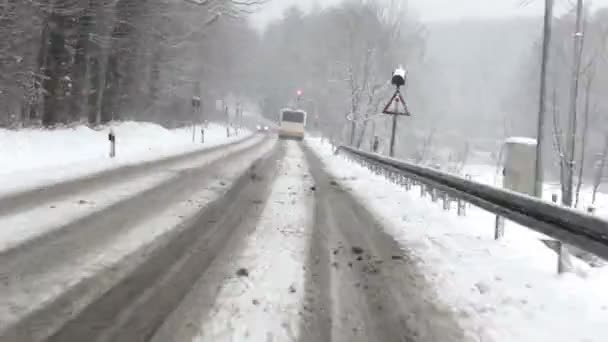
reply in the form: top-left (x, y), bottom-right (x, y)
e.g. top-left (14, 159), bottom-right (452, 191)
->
top-left (390, 114), bottom-right (398, 157)
top-left (382, 87), bottom-right (408, 157)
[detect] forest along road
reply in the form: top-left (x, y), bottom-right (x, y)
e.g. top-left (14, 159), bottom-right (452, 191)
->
top-left (0, 139), bottom-right (467, 342)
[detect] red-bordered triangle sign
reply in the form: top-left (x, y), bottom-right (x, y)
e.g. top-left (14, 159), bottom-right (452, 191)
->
top-left (382, 89), bottom-right (410, 116)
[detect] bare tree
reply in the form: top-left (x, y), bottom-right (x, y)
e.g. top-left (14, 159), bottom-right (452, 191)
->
top-left (574, 64), bottom-right (595, 207)
top-left (413, 127), bottom-right (436, 164)
top-left (592, 134), bottom-right (608, 204)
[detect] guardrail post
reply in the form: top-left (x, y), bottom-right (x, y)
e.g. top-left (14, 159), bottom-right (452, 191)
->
top-left (420, 183), bottom-right (426, 197)
top-left (442, 193), bottom-right (450, 211)
top-left (494, 216), bottom-right (505, 240)
top-left (457, 199), bottom-right (466, 216)
top-left (431, 188), bottom-right (438, 202)
top-left (549, 195), bottom-right (573, 274)
top-left (201, 128), bottom-right (205, 144)
top-left (406, 178), bottom-right (412, 190)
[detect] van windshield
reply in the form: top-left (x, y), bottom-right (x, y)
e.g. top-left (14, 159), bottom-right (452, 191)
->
top-left (282, 111), bottom-right (305, 123)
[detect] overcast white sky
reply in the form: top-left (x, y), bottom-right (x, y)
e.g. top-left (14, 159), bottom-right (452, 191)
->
top-left (250, 0), bottom-right (608, 29)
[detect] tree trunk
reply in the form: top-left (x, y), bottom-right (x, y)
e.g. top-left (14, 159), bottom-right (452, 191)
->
top-left (592, 133), bottom-right (608, 204)
top-left (574, 73), bottom-right (593, 208)
top-left (355, 118), bottom-right (369, 148)
top-left (41, 10), bottom-right (72, 127)
top-left (70, 0), bottom-right (96, 122)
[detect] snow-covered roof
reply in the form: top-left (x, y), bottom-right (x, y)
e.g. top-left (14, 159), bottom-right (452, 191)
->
top-left (505, 136), bottom-right (537, 146)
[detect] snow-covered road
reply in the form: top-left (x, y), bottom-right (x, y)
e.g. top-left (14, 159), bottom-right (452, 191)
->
top-left (2, 136), bottom-right (603, 342)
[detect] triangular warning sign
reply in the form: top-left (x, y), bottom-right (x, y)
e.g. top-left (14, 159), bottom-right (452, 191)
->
top-left (382, 89), bottom-right (410, 116)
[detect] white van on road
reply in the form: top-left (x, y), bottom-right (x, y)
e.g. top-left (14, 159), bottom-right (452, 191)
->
top-left (278, 109), bottom-right (307, 140)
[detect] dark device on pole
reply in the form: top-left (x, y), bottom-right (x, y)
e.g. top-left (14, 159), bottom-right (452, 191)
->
top-left (383, 67), bottom-right (411, 157)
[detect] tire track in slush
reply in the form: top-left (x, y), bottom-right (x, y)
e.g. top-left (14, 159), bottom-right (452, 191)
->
top-left (151, 140), bottom-right (313, 342)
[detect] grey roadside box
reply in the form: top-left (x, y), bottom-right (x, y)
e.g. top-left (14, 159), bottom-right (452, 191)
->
top-left (495, 137), bottom-right (539, 240)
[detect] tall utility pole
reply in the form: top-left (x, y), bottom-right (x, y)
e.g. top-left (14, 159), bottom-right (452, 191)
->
top-left (564, 0), bottom-right (585, 207)
top-left (534, 0), bottom-right (554, 198)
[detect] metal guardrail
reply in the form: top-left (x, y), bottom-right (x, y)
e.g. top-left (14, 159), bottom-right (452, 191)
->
top-left (337, 145), bottom-right (608, 261)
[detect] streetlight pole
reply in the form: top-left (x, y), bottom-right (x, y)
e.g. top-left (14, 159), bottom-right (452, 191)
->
top-left (534, 0), bottom-right (554, 198)
top-left (564, 0), bottom-right (584, 207)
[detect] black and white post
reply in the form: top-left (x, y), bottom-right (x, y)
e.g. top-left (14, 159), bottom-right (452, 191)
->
top-left (108, 129), bottom-right (116, 158)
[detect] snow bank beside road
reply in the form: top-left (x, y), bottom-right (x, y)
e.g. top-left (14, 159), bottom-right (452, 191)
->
top-left (308, 138), bottom-right (608, 342)
top-left (0, 122), bottom-right (250, 196)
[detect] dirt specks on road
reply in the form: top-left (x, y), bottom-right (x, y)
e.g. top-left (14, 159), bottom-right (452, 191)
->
top-left (351, 246), bottom-right (364, 255)
top-left (362, 263), bottom-right (380, 275)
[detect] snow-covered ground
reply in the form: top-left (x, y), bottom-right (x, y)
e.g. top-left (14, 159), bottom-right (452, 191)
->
top-left (308, 138), bottom-right (608, 342)
top-left (0, 121), bottom-right (250, 196)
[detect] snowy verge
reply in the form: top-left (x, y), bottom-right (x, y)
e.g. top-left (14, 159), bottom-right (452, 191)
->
top-left (308, 138), bottom-right (608, 342)
top-left (0, 121), bottom-right (251, 197)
